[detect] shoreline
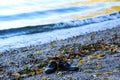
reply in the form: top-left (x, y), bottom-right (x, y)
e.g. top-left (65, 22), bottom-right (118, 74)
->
top-left (0, 17), bottom-right (120, 52)
top-left (0, 26), bottom-right (120, 80)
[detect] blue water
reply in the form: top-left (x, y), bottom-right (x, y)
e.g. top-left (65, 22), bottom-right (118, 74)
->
top-left (0, 1), bottom-right (120, 30)
top-left (0, 12), bottom-right (120, 39)
top-left (0, 0), bottom-right (120, 52)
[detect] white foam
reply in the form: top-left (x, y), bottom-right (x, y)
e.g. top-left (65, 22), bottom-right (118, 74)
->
top-left (0, 19), bottom-right (120, 52)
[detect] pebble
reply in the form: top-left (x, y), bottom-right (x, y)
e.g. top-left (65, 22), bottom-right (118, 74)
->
top-left (0, 53), bottom-right (3, 56)
top-left (66, 75), bottom-right (73, 80)
top-left (57, 72), bottom-right (63, 76)
top-left (1, 27), bottom-right (120, 80)
top-left (0, 74), bottom-right (4, 78)
top-left (21, 74), bottom-right (29, 78)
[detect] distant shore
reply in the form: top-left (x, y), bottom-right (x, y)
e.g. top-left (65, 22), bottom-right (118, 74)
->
top-left (0, 26), bottom-right (120, 80)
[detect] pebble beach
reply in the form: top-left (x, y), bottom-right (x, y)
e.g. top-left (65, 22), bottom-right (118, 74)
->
top-left (0, 26), bottom-right (120, 80)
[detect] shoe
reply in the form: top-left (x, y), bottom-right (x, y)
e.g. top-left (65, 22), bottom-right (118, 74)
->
top-left (45, 61), bottom-right (57, 74)
top-left (58, 61), bottom-right (79, 71)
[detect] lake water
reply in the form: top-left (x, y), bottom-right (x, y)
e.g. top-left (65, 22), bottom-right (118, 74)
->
top-left (0, 0), bottom-right (120, 52)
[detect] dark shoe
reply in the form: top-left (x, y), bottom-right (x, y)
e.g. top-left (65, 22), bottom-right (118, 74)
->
top-left (45, 61), bottom-right (57, 74)
top-left (58, 61), bottom-right (79, 71)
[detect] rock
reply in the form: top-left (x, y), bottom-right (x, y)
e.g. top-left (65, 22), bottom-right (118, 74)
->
top-left (14, 73), bottom-right (20, 79)
top-left (96, 54), bottom-right (105, 60)
top-left (67, 75), bottom-right (73, 80)
top-left (88, 55), bottom-right (96, 60)
top-left (32, 64), bottom-right (40, 70)
top-left (96, 65), bottom-right (103, 69)
top-left (37, 50), bottom-right (44, 55)
top-left (80, 59), bottom-right (87, 64)
top-left (42, 77), bottom-right (47, 80)
top-left (21, 74), bottom-right (29, 78)
top-left (92, 74), bottom-right (97, 78)
top-left (100, 77), bottom-right (109, 80)
top-left (35, 69), bottom-right (44, 74)
top-left (0, 53), bottom-right (3, 56)
top-left (57, 72), bottom-right (63, 76)
top-left (30, 72), bottom-right (35, 76)
top-left (47, 78), bottom-right (51, 80)
top-left (105, 72), bottom-right (113, 75)
top-left (0, 74), bottom-right (4, 78)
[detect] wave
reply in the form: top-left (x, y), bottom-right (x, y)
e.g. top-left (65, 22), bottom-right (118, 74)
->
top-left (0, 17), bottom-right (120, 52)
top-left (0, 11), bottom-right (120, 39)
